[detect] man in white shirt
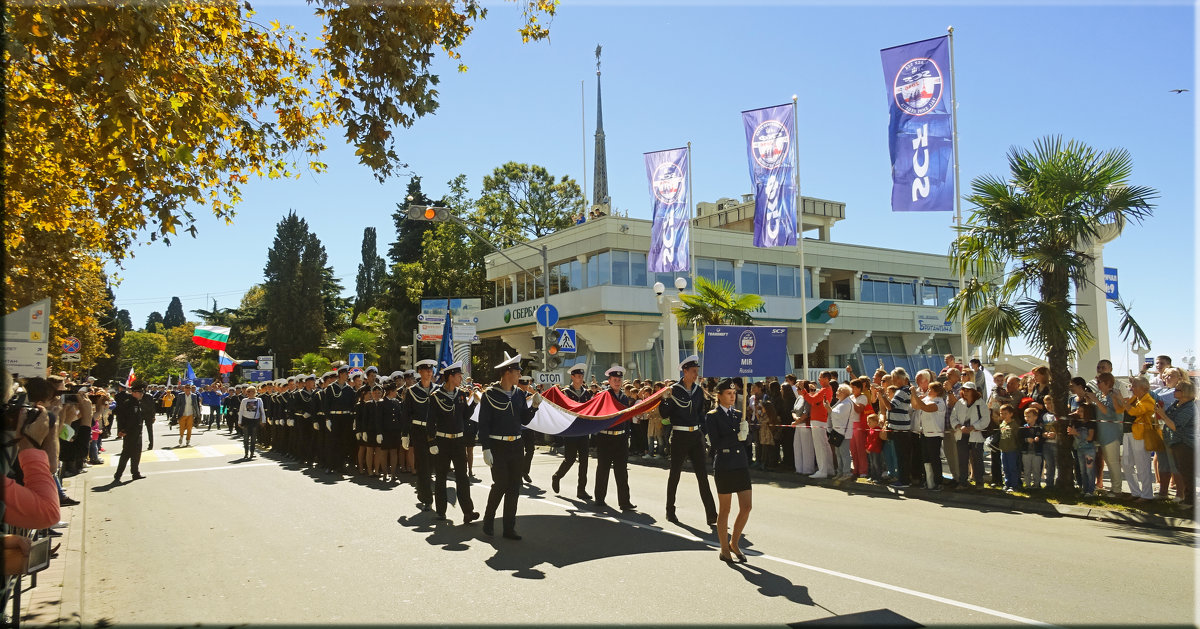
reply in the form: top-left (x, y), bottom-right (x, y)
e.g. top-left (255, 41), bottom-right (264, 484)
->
top-left (172, 383), bottom-right (202, 447)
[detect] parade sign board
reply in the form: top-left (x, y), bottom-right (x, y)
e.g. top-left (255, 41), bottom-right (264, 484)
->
top-left (701, 325), bottom-right (788, 378)
top-left (1104, 267), bottom-right (1118, 301)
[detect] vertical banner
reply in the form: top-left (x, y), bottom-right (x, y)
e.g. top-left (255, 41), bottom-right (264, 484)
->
top-left (742, 104), bottom-right (797, 247)
top-left (881, 35), bottom-right (955, 212)
top-left (645, 147), bottom-right (690, 272)
top-left (436, 305), bottom-right (454, 371)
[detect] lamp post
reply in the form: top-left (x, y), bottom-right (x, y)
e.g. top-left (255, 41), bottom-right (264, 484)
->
top-left (654, 276), bottom-right (689, 380)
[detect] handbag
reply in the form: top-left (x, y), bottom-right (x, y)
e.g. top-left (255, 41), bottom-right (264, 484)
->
top-left (1141, 422), bottom-right (1166, 452)
top-left (827, 429), bottom-right (845, 447)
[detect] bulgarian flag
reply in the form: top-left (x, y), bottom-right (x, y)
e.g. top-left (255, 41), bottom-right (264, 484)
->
top-left (470, 385), bottom-right (669, 437)
top-left (192, 325), bottom-right (231, 351)
top-left (218, 350), bottom-right (235, 374)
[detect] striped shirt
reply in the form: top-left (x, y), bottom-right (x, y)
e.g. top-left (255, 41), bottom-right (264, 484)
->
top-left (888, 385), bottom-right (912, 429)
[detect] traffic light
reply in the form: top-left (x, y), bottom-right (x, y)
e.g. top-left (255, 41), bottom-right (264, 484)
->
top-left (403, 204), bottom-right (451, 222)
top-left (399, 345), bottom-right (414, 370)
top-left (544, 327), bottom-right (562, 369)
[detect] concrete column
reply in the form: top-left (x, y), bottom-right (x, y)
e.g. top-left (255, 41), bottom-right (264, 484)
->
top-left (508, 274), bottom-right (518, 304)
top-left (852, 271), bottom-right (863, 301)
top-left (1077, 242), bottom-right (1113, 373)
top-left (733, 259), bottom-right (745, 293)
top-left (811, 267), bottom-right (822, 299)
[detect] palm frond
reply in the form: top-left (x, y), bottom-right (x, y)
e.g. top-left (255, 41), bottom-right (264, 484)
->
top-left (964, 301), bottom-right (1022, 359)
top-left (1113, 297), bottom-right (1152, 350)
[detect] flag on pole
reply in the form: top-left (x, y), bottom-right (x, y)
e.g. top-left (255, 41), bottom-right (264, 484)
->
top-left (218, 350), bottom-right (235, 374)
top-left (185, 362), bottom-right (196, 384)
top-left (741, 103), bottom-right (798, 247)
top-left (436, 308), bottom-right (454, 373)
top-left (125, 367), bottom-right (136, 388)
top-left (645, 147), bottom-right (691, 272)
top-left (880, 35), bottom-right (954, 212)
top-left (192, 325), bottom-right (231, 351)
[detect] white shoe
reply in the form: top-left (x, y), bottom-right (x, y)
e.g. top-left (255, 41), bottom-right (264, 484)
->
top-left (809, 472), bottom-right (830, 479)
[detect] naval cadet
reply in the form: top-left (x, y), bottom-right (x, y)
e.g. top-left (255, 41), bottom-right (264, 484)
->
top-left (478, 353), bottom-right (539, 539)
top-left (594, 365), bottom-right (637, 511)
top-left (403, 359), bottom-right (438, 510)
top-left (551, 365), bottom-right (593, 500)
top-left (657, 354), bottom-right (718, 525)
top-left (707, 378), bottom-right (753, 562)
top-left (323, 365), bottom-right (356, 475)
top-left (295, 374), bottom-right (320, 466)
top-left (428, 361), bottom-right (479, 523)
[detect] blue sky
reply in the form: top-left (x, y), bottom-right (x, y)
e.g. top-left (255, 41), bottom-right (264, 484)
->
top-left (110, 1), bottom-right (1196, 374)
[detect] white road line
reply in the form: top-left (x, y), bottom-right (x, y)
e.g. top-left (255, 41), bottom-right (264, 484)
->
top-left (195, 446), bottom-right (224, 457)
top-left (484, 479), bottom-right (1053, 627)
top-left (151, 449), bottom-right (179, 461)
top-left (146, 462), bottom-right (277, 475)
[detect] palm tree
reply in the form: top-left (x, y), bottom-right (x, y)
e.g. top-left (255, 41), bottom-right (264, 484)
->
top-left (673, 276), bottom-right (764, 352)
top-left (947, 136), bottom-right (1157, 490)
top-left (191, 299), bottom-right (237, 328)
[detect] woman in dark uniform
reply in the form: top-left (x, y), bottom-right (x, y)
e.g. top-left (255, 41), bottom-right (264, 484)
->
top-left (705, 378), bottom-right (752, 562)
top-left (380, 377), bottom-right (405, 482)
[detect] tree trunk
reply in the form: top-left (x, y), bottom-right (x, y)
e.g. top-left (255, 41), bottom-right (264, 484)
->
top-left (1042, 269), bottom-right (1076, 491)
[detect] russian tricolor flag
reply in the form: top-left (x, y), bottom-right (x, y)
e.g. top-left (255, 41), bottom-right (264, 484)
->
top-left (527, 386), bottom-right (669, 437)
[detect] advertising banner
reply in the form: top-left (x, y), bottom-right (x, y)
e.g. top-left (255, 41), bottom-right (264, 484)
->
top-left (645, 147), bottom-right (690, 272)
top-left (742, 104), bottom-right (798, 247)
top-left (701, 325), bottom-right (788, 378)
top-left (881, 35), bottom-right (955, 212)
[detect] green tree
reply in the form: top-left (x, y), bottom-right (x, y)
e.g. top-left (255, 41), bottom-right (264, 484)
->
top-left (229, 286), bottom-right (269, 360)
top-left (120, 330), bottom-right (171, 382)
top-left (388, 176), bottom-right (436, 266)
top-left (947, 136), bottom-right (1157, 491)
top-left (476, 162), bottom-right (584, 249)
top-left (191, 299), bottom-right (238, 328)
top-left (321, 265), bottom-right (351, 337)
top-left (263, 212), bottom-right (329, 365)
top-left (292, 352), bottom-right (331, 376)
top-left (353, 227), bottom-right (387, 319)
top-left (164, 321), bottom-right (206, 366)
top-left (116, 309), bottom-right (133, 332)
top-left (673, 277), bottom-right (764, 352)
top-left (163, 296), bottom-right (186, 329)
top-left (145, 311), bottom-right (164, 332)
top-left (92, 284), bottom-right (125, 382)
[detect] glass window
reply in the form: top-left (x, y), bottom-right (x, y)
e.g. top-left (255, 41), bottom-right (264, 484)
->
top-left (533, 268), bottom-right (544, 300)
top-left (517, 273), bottom-right (527, 302)
top-left (715, 260), bottom-right (735, 287)
top-left (654, 272), bottom-right (676, 289)
top-left (759, 264), bottom-right (777, 296)
top-left (597, 251), bottom-right (611, 286)
top-left (570, 260), bottom-right (582, 291)
top-left (631, 251), bottom-right (647, 286)
top-left (921, 283), bottom-right (938, 306)
top-left (938, 285), bottom-right (956, 307)
top-left (696, 258), bottom-right (715, 284)
top-left (803, 268), bottom-right (814, 298)
top-left (901, 281), bottom-right (915, 305)
top-left (741, 262), bottom-right (759, 295)
top-left (779, 266), bottom-right (795, 297)
top-left (860, 279), bottom-right (874, 302)
top-left (612, 250), bottom-right (630, 286)
top-left (587, 256), bottom-right (599, 287)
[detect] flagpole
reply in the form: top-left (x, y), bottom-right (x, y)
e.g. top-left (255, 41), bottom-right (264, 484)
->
top-left (686, 142), bottom-right (698, 354)
top-left (947, 26), bottom-right (969, 361)
top-left (792, 95), bottom-right (809, 377)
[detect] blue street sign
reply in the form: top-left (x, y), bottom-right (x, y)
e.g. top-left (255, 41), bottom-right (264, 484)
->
top-left (535, 303), bottom-right (559, 328)
top-left (348, 353), bottom-right (365, 368)
top-left (1103, 267), bottom-right (1118, 301)
top-left (558, 328), bottom-right (577, 353)
top-left (244, 370), bottom-right (272, 382)
top-left (701, 325), bottom-right (788, 378)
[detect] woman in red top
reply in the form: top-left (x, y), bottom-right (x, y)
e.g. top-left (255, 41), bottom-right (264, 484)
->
top-left (801, 372), bottom-right (836, 478)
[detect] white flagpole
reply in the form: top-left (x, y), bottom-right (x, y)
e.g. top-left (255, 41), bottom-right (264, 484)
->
top-left (686, 142), bottom-right (698, 353)
top-left (947, 26), bottom-right (969, 361)
top-left (792, 95), bottom-right (809, 376)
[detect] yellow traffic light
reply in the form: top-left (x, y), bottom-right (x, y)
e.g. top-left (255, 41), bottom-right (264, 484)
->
top-left (424, 207), bottom-right (436, 220)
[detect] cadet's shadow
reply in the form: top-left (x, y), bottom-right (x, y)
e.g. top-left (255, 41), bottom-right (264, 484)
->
top-left (728, 561), bottom-right (816, 607)
top-left (347, 474), bottom-right (393, 491)
top-left (556, 496), bottom-right (661, 527)
top-left (396, 513), bottom-right (473, 552)
top-left (300, 467), bottom-right (340, 485)
top-left (480, 514), bottom-right (711, 580)
top-left (90, 479), bottom-right (124, 493)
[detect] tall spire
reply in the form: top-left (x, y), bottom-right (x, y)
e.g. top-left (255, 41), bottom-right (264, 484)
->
top-left (592, 44), bottom-right (609, 208)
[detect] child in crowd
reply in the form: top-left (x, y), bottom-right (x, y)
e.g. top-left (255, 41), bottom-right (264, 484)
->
top-left (1020, 406), bottom-right (1044, 490)
top-left (866, 414), bottom-right (884, 482)
top-left (882, 385), bottom-right (899, 481)
top-left (1041, 395), bottom-right (1059, 487)
top-left (998, 404), bottom-right (1022, 493)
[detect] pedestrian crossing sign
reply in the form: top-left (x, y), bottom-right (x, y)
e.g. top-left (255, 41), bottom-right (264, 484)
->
top-left (557, 328), bottom-right (577, 354)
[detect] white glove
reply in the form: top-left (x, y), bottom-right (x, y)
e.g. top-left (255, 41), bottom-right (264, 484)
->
top-left (376, 434), bottom-right (383, 444)
top-left (532, 392), bottom-right (542, 407)
top-left (312, 422), bottom-right (318, 430)
top-left (737, 420), bottom-right (749, 441)
top-left (325, 419), bottom-right (332, 431)
top-left (358, 432), bottom-right (365, 440)
top-left (287, 419), bottom-right (294, 427)
top-left (303, 413), bottom-right (312, 419)
top-left (402, 436), bottom-right (410, 449)
top-left (483, 450), bottom-right (494, 467)
top-left (429, 445), bottom-right (439, 456)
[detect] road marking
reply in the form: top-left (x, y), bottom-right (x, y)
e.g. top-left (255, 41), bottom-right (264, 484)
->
top-left (94, 443), bottom-right (244, 466)
top-left (151, 462), bottom-right (277, 475)
top-left (152, 449), bottom-right (179, 462)
top-left (477, 478), bottom-right (1053, 627)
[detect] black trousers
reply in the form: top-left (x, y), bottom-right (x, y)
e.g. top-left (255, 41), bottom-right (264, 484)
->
top-left (434, 436), bottom-right (474, 516)
top-left (115, 430), bottom-right (142, 478)
top-left (553, 436), bottom-right (590, 492)
top-left (411, 426), bottom-right (434, 506)
top-left (242, 420), bottom-right (259, 455)
top-left (957, 439), bottom-right (985, 485)
top-left (890, 430), bottom-right (916, 485)
top-left (984, 428), bottom-right (1003, 484)
top-left (143, 419), bottom-right (155, 450)
top-left (920, 434), bottom-right (944, 487)
top-left (665, 430), bottom-right (716, 519)
top-left (522, 430), bottom-right (536, 476)
top-left (484, 439), bottom-right (523, 532)
top-left (594, 434), bottom-right (631, 507)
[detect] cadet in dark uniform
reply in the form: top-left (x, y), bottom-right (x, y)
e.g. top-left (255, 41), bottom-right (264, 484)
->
top-left (113, 381), bottom-right (148, 482)
top-left (323, 365), bottom-right (356, 475)
top-left (551, 365), bottom-right (593, 499)
top-left (478, 353), bottom-right (538, 539)
top-left (293, 374), bottom-right (318, 465)
top-left (594, 366), bottom-right (637, 511)
top-left (707, 378), bottom-right (752, 562)
top-left (428, 361), bottom-right (479, 523)
top-left (403, 359), bottom-right (438, 509)
top-left (380, 377), bottom-right (405, 482)
top-left (657, 354), bottom-right (718, 525)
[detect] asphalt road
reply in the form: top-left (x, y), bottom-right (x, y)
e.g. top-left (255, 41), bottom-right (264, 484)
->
top-left (74, 425), bottom-right (1196, 626)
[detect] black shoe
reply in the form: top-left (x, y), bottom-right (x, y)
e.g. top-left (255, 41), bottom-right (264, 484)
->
top-left (132, 474), bottom-right (146, 480)
top-left (667, 510), bottom-right (679, 523)
top-left (45, 529), bottom-right (62, 538)
top-left (502, 531), bottom-right (522, 540)
top-left (482, 519), bottom-right (494, 536)
top-left (113, 474), bottom-right (122, 483)
top-left (523, 474), bottom-right (532, 484)
top-left (577, 490), bottom-right (592, 501)
top-left (463, 511), bottom-right (480, 525)
top-left (706, 514), bottom-right (718, 526)
top-left (595, 500), bottom-right (609, 510)
top-left (551, 475), bottom-right (561, 494)
top-left (620, 503), bottom-right (637, 511)
top-left (59, 496), bottom-right (80, 507)
top-left (434, 512), bottom-right (448, 522)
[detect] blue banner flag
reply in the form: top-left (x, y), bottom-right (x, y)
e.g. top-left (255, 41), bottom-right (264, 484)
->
top-left (701, 326), bottom-right (789, 378)
top-left (184, 362), bottom-right (196, 385)
top-left (881, 35), bottom-right (955, 212)
top-left (742, 104), bottom-right (797, 247)
top-left (645, 147), bottom-right (690, 272)
top-left (436, 305), bottom-right (454, 372)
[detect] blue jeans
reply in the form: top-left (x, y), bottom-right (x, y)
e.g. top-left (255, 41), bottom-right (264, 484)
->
top-left (1042, 442), bottom-right (1058, 487)
top-left (1075, 448), bottom-right (1097, 494)
top-left (883, 440), bottom-right (898, 478)
top-left (1001, 451), bottom-right (1021, 489)
top-left (242, 420), bottom-right (259, 455)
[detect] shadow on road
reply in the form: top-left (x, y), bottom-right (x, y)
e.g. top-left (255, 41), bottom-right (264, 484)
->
top-left (728, 561), bottom-right (817, 607)
top-left (788, 608), bottom-right (923, 627)
top-left (90, 479), bottom-right (124, 493)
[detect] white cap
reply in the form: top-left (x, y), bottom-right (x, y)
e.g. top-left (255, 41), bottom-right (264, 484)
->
top-left (569, 365), bottom-right (586, 376)
top-left (679, 354), bottom-right (700, 371)
top-left (605, 366), bottom-right (625, 378)
top-left (415, 359), bottom-right (437, 370)
top-left (495, 352), bottom-right (522, 371)
top-left (441, 361), bottom-right (464, 375)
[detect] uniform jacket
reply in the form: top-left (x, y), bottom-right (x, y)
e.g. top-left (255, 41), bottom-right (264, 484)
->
top-left (114, 391), bottom-right (144, 433)
top-left (659, 381), bottom-right (710, 430)
top-left (478, 386), bottom-right (536, 447)
top-left (705, 405), bottom-right (749, 471)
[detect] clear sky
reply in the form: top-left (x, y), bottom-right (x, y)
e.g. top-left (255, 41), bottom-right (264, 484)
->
top-left (109, 0), bottom-right (1197, 375)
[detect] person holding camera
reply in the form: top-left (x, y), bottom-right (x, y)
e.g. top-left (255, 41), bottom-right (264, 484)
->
top-left (4, 376), bottom-right (62, 530)
top-left (113, 381), bottom-right (148, 482)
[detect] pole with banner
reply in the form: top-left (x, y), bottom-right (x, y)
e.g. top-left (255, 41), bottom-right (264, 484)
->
top-left (946, 25), bottom-right (969, 360)
top-left (791, 95), bottom-right (809, 375)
